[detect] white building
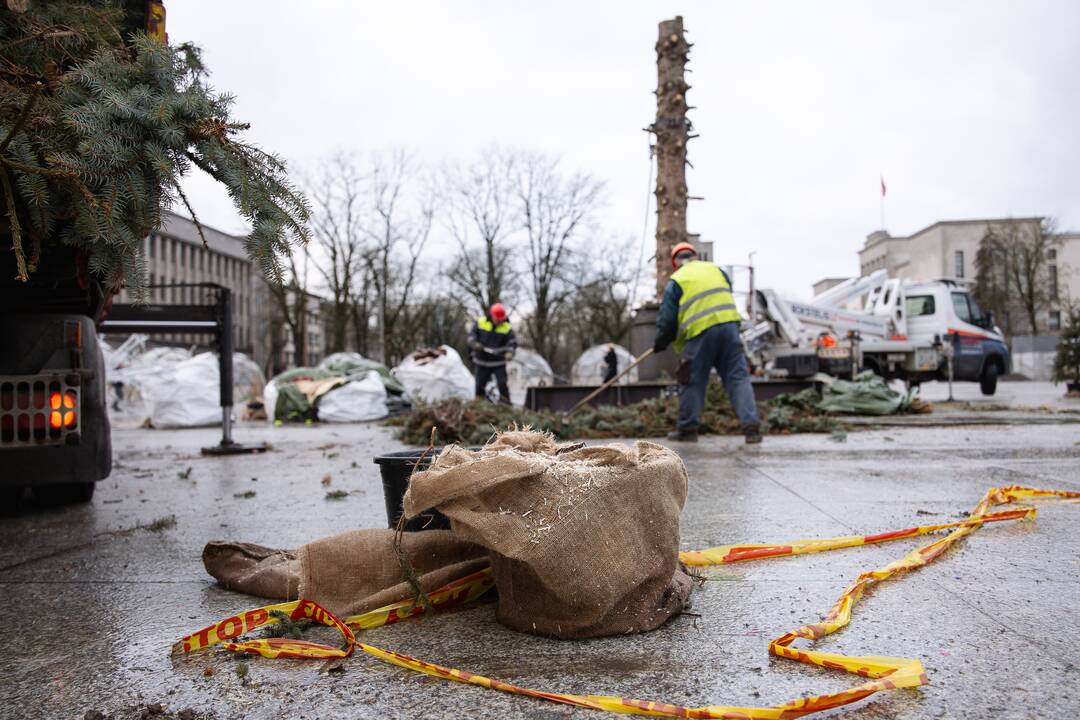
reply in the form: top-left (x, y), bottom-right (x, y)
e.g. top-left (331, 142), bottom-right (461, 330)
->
top-left (855, 218), bottom-right (1079, 333)
top-left (113, 211), bottom-right (258, 355)
top-left (110, 211), bottom-right (325, 374)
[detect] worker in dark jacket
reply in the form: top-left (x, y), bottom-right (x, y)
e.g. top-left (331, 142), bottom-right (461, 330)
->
top-left (654, 242), bottom-right (761, 444)
top-left (469, 303), bottom-right (516, 403)
top-left (602, 343), bottom-right (618, 383)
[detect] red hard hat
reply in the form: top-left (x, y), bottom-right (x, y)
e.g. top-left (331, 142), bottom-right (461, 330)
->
top-left (670, 241), bottom-right (698, 269)
top-left (489, 303), bottom-right (507, 322)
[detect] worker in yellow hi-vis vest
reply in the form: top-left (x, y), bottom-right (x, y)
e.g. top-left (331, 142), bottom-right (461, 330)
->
top-left (468, 303), bottom-right (517, 404)
top-left (653, 242), bottom-right (762, 444)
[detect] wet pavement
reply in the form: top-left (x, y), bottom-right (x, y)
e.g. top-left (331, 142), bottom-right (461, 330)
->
top-left (844, 380), bottom-right (1080, 428)
top-left (1, 408), bottom-right (1079, 719)
top-left (916, 379), bottom-right (1080, 411)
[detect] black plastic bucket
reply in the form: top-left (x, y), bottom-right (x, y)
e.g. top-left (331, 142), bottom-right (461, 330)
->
top-left (373, 449), bottom-right (451, 532)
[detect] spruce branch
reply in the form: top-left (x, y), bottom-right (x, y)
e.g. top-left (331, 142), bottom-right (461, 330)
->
top-left (174, 181), bottom-right (207, 248)
top-left (1, 6), bottom-right (309, 289)
top-left (1, 167), bottom-right (28, 281)
top-left (0, 84), bottom-right (40, 155)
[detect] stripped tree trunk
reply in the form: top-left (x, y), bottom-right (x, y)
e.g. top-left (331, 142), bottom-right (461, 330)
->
top-left (651, 16), bottom-right (692, 298)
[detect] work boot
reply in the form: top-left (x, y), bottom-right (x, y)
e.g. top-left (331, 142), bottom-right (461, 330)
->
top-left (666, 429), bottom-right (698, 443)
top-left (743, 425), bottom-right (763, 445)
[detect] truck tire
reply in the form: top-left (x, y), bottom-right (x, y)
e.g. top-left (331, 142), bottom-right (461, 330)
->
top-left (32, 482), bottom-right (95, 506)
top-left (980, 363), bottom-right (999, 396)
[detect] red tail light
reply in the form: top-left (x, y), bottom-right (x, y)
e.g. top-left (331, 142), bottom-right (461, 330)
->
top-left (1, 378), bottom-right (79, 445)
top-left (49, 391), bottom-right (78, 429)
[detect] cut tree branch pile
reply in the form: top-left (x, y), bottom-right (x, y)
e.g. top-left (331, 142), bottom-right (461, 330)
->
top-left (387, 382), bottom-right (843, 445)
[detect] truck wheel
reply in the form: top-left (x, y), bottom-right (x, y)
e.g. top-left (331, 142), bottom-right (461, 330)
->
top-left (980, 364), bottom-right (999, 396)
top-left (32, 482), bottom-right (95, 506)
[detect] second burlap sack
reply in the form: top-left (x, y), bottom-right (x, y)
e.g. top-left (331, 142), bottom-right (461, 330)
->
top-left (402, 430), bottom-right (693, 639)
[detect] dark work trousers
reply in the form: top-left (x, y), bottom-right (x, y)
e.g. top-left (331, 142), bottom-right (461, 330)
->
top-left (677, 321), bottom-right (760, 431)
top-left (475, 363), bottom-right (511, 404)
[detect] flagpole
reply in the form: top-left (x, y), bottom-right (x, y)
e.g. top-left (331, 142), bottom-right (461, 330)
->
top-left (879, 175), bottom-right (886, 230)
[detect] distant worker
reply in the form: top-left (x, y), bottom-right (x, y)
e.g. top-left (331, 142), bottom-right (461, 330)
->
top-left (469, 303), bottom-right (517, 404)
top-left (653, 242), bottom-right (762, 444)
top-left (602, 343), bottom-right (619, 383)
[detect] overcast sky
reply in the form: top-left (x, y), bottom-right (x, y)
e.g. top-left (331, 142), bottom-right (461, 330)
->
top-left (169, 1), bottom-right (1080, 300)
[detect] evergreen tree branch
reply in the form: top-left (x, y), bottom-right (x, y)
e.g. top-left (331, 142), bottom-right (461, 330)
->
top-left (1, 167), bottom-right (28, 281)
top-left (0, 85), bottom-right (40, 155)
top-left (174, 182), bottom-right (207, 248)
top-left (1, 9), bottom-right (308, 290)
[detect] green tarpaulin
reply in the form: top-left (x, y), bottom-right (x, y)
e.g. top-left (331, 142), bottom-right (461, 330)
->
top-left (319, 353), bottom-right (406, 396)
top-left (814, 371), bottom-right (917, 416)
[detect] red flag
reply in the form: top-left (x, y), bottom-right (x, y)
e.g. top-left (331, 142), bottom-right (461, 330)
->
top-left (880, 176), bottom-right (887, 197)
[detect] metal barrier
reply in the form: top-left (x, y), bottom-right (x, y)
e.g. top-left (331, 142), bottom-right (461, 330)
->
top-left (100, 283), bottom-right (266, 456)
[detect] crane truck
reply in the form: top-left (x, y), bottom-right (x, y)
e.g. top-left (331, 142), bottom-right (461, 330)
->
top-left (743, 270), bottom-right (1011, 395)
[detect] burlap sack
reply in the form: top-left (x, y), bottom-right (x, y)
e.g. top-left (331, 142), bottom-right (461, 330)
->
top-left (203, 528), bottom-right (487, 618)
top-left (402, 430), bottom-right (692, 638)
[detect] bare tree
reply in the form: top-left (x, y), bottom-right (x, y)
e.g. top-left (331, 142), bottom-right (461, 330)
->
top-left (349, 260), bottom-right (376, 357)
top-left (268, 244), bottom-right (311, 369)
top-left (547, 237), bottom-right (640, 374)
top-left (975, 218), bottom-right (1062, 336)
top-left (514, 152), bottom-right (604, 361)
top-left (361, 150), bottom-right (433, 364)
top-left (388, 262), bottom-right (473, 362)
top-left (304, 152), bottom-right (366, 353)
top-left (443, 148), bottom-right (518, 312)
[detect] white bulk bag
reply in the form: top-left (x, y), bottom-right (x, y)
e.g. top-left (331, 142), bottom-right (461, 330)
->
top-left (506, 348), bottom-right (555, 406)
top-left (392, 345), bottom-right (474, 403)
top-left (316, 371), bottom-right (389, 422)
top-left (146, 353), bottom-right (221, 428)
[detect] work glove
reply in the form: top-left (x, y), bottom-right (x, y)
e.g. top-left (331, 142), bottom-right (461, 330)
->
top-left (652, 340), bottom-right (667, 354)
top-left (504, 351), bottom-right (514, 362)
top-left (471, 340), bottom-right (483, 351)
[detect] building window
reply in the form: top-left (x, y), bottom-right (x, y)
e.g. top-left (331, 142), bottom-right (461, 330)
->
top-left (954, 250), bottom-right (964, 279)
top-left (1048, 248), bottom-right (1057, 261)
top-left (1049, 310), bottom-right (1061, 331)
top-left (1049, 264), bottom-right (1058, 298)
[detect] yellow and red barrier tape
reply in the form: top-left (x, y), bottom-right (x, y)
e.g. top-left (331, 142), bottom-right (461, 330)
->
top-left (173, 485), bottom-right (1079, 718)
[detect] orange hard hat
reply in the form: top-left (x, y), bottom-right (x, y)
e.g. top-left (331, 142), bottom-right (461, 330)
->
top-left (489, 303), bottom-right (508, 322)
top-left (670, 241), bottom-right (698, 269)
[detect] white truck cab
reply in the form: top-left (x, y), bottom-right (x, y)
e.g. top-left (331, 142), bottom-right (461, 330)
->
top-left (744, 272), bottom-right (1010, 395)
top-left (896, 280), bottom-right (1009, 393)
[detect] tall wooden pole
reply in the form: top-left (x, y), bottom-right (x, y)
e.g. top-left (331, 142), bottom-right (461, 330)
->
top-left (651, 16), bottom-right (692, 298)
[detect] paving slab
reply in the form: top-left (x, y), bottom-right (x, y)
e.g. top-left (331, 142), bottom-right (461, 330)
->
top-left (0, 418), bottom-right (1078, 719)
